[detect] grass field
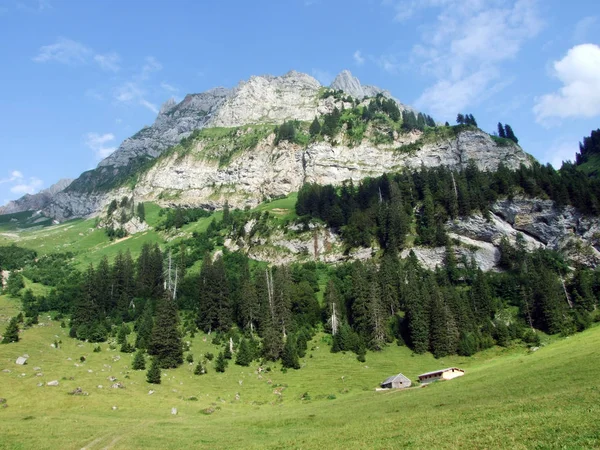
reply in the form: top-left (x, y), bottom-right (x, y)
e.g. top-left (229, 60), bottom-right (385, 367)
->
top-left (0, 290), bottom-right (598, 449)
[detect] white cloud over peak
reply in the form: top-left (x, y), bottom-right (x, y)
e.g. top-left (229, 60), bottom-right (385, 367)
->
top-left (33, 38), bottom-right (91, 65)
top-left (1, 170), bottom-right (43, 195)
top-left (533, 44), bottom-right (600, 124)
top-left (383, 0), bottom-right (542, 119)
top-left (85, 132), bottom-right (117, 159)
top-left (11, 177), bottom-right (43, 195)
top-left (353, 50), bottom-right (365, 66)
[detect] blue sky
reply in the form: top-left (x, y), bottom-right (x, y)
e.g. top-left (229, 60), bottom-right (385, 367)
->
top-left (0, 0), bottom-right (599, 205)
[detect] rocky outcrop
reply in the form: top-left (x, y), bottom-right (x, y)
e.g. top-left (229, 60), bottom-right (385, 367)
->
top-left (97, 88), bottom-right (232, 169)
top-left (38, 69), bottom-right (532, 221)
top-left (330, 70), bottom-right (413, 111)
top-left (129, 129), bottom-right (527, 212)
top-left (0, 178), bottom-right (73, 215)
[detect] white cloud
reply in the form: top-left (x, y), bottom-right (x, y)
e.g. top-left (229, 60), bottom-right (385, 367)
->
top-left (115, 82), bottom-right (159, 114)
top-left (533, 44), bottom-right (600, 123)
top-left (17, 0), bottom-right (51, 13)
top-left (140, 56), bottom-right (162, 80)
top-left (353, 50), bottom-right (365, 66)
top-left (573, 16), bottom-right (597, 43)
top-left (94, 52), bottom-right (120, 72)
top-left (11, 177), bottom-right (43, 195)
top-left (544, 139), bottom-right (578, 169)
top-left (384, 0), bottom-right (542, 119)
top-left (85, 132), bottom-right (117, 159)
top-left (0, 170), bottom-right (24, 184)
top-left (311, 68), bottom-right (334, 86)
top-left (161, 82), bottom-right (178, 93)
top-left (33, 37), bottom-right (91, 65)
top-left (376, 54), bottom-right (403, 74)
top-left (139, 99), bottom-right (159, 114)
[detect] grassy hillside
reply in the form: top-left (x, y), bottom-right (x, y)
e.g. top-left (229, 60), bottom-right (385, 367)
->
top-left (0, 195), bottom-right (298, 269)
top-left (0, 290), bottom-right (598, 449)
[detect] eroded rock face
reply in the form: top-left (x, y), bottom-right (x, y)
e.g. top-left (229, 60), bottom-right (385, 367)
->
top-left (34, 70), bottom-right (529, 223)
top-left (98, 88), bottom-right (232, 168)
top-left (131, 129), bottom-right (528, 212)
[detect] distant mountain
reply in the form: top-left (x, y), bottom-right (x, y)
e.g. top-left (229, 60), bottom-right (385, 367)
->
top-left (0, 178), bottom-right (73, 215)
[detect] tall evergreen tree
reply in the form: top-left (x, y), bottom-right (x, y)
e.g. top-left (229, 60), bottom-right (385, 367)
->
top-left (1, 316), bottom-right (19, 343)
top-left (235, 339), bottom-right (252, 366)
top-left (135, 300), bottom-right (154, 349)
top-left (497, 122), bottom-right (506, 138)
top-left (148, 290), bottom-right (183, 368)
top-left (504, 124), bottom-right (518, 144)
top-left (132, 349), bottom-right (146, 370)
top-left (281, 335), bottom-right (300, 369)
top-left (309, 117), bottom-right (321, 137)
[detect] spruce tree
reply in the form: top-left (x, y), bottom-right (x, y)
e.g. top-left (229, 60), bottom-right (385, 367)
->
top-left (215, 351), bottom-right (228, 373)
top-left (135, 300), bottom-right (154, 350)
top-left (1, 316), bottom-right (19, 344)
top-left (132, 350), bottom-right (146, 370)
top-left (497, 122), bottom-right (506, 138)
top-left (235, 339), bottom-right (252, 366)
top-left (148, 291), bottom-right (183, 368)
top-left (504, 124), bottom-right (518, 144)
top-left (136, 202), bottom-right (146, 221)
top-left (281, 336), bottom-right (300, 369)
top-left (309, 117), bottom-right (321, 137)
top-left (146, 357), bottom-right (161, 384)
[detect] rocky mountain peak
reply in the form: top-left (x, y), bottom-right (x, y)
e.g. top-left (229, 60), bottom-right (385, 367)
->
top-left (159, 97), bottom-right (177, 115)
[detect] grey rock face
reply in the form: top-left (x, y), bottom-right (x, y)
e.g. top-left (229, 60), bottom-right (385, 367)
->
top-left (0, 178), bottom-right (73, 215)
top-left (99, 88), bottom-right (232, 168)
top-left (330, 70), bottom-right (413, 111)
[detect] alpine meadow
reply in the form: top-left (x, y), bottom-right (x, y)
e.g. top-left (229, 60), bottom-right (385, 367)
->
top-left (1, 1), bottom-right (600, 449)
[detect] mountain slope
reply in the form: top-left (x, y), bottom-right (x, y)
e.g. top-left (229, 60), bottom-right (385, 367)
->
top-left (0, 178), bottom-right (73, 215)
top-left (3, 70), bottom-right (531, 222)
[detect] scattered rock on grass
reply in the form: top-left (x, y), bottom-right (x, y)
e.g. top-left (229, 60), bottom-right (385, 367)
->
top-left (15, 356), bottom-right (27, 365)
top-left (171, 407), bottom-right (177, 415)
top-left (47, 380), bottom-right (59, 386)
top-left (111, 382), bottom-right (125, 389)
top-left (69, 387), bottom-right (88, 396)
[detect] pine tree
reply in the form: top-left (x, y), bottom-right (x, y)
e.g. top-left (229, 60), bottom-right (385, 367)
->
top-left (417, 186), bottom-right (436, 246)
top-left (146, 357), bottom-right (161, 384)
top-left (132, 350), bottom-right (146, 370)
top-left (136, 203), bottom-right (146, 221)
top-left (235, 339), bottom-right (252, 366)
top-left (215, 351), bottom-right (228, 373)
top-left (135, 300), bottom-right (154, 349)
top-left (504, 124), bottom-right (518, 144)
top-left (497, 122), bottom-right (506, 138)
top-left (309, 117), bottom-right (321, 137)
top-left (456, 113), bottom-right (465, 125)
top-left (1, 316), bottom-right (19, 344)
top-left (281, 336), bottom-right (300, 369)
top-left (148, 290), bottom-right (183, 368)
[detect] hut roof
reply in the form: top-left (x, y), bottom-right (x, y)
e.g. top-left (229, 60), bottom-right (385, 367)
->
top-left (381, 373), bottom-right (410, 385)
top-left (418, 367), bottom-right (463, 378)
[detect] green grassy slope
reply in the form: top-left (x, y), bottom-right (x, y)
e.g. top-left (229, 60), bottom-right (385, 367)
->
top-left (0, 294), bottom-right (598, 449)
top-left (0, 194), bottom-right (299, 269)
